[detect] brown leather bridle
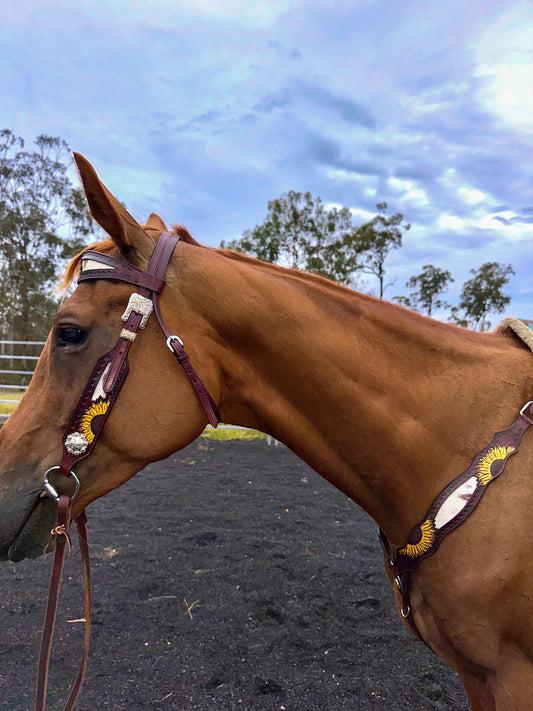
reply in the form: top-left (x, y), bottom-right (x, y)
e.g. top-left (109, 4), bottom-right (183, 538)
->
top-left (36, 231), bottom-right (219, 711)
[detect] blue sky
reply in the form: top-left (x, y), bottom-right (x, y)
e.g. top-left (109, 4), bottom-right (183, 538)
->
top-left (2, 0), bottom-right (533, 321)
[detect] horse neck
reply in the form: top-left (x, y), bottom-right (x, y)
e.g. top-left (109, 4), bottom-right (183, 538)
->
top-left (177, 246), bottom-right (533, 540)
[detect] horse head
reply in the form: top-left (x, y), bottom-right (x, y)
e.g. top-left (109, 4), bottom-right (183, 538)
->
top-left (0, 155), bottom-right (220, 561)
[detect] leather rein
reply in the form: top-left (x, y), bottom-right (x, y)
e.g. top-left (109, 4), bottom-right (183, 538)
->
top-left (35, 231), bottom-right (219, 711)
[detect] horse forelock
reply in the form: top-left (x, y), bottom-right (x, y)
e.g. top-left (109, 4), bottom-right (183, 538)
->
top-left (58, 238), bottom-right (120, 292)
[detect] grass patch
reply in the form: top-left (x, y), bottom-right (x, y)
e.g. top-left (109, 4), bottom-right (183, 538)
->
top-left (201, 426), bottom-right (267, 442)
top-left (0, 389), bottom-right (24, 417)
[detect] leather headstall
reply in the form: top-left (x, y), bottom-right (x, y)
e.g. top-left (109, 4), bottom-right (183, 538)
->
top-left (36, 231), bottom-right (220, 711)
top-left (380, 400), bottom-right (533, 648)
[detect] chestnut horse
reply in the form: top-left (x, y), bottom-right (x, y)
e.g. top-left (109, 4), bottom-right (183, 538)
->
top-left (1, 155), bottom-right (533, 711)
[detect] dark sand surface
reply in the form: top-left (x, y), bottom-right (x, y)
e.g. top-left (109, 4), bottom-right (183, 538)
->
top-left (0, 439), bottom-right (469, 710)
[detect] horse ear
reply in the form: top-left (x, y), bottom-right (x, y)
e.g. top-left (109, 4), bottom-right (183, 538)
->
top-left (144, 212), bottom-right (168, 238)
top-left (73, 152), bottom-right (153, 260)
top-left (145, 213), bottom-right (168, 231)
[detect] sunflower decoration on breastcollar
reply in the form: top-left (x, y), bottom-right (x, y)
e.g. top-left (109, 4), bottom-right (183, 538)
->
top-left (476, 445), bottom-right (516, 486)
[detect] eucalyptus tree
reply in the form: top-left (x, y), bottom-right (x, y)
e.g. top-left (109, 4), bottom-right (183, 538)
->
top-left (450, 262), bottom-right (514, 331)
top-left (221, 190), bottom-right (361, 284)
top-left (394, 264), bottom-right (454, 317)
top-left (0, 129), bottom-right (94, 340)
top-left (353, 202), bottom-right (410, 299)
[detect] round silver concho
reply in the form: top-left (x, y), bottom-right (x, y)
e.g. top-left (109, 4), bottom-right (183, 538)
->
top-left (65, 431), bottom-right (89, 456)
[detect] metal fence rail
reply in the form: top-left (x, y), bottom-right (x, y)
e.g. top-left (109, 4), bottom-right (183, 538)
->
top-left (0, 340), bottom-right (45, 421)
top-left (0, 340), bottom-right (276, 443)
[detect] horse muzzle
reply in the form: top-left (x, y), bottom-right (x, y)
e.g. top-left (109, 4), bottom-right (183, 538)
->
top-left (0, 471), bottom-right (57, 562)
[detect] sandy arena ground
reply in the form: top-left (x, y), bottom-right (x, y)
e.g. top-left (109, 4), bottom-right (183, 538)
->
top-left (0, 439), bottom-right (470, 710)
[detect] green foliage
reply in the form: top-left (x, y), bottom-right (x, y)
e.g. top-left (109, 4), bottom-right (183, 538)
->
top-left (352, 202), bottom-right (410, 298)
top-left (394, 264), bottom-right (454, 316)
top-left (224, 190), bottom-right (516, 324)
top-left (0, 129), bottom-right (95, 340)
top-left (450, 262), bottom-right (514, 331)
top-left (222, 190), bottom-right (360, 284)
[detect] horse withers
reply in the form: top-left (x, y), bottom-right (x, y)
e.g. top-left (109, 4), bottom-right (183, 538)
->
top-left (1, 154), bottom-right (533, 710)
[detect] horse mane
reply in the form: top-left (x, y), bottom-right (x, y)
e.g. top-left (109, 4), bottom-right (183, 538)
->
top-left (214, 246), bottom-right (517, 348)
top-left (215, 244), bottom-right (357, 293)
top-left (57, 225), bottom-right (514, 350)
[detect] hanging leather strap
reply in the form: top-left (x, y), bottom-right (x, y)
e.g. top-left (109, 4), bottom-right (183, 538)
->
top-left (152, 293), bottom-right (220, 427)
top-left (35, 505), bottom-right (91, 711)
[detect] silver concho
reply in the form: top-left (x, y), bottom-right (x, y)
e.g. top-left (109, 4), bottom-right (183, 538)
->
top-left (121, 292), bottom-right (153, 329)
top-left (65, 431), bottom-right (89, 455)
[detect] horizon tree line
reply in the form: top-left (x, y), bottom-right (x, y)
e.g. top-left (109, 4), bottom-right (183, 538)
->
top-left (0, 128), bottom-right (515, 341)
top-left (222, 191), bottom-right (514, 332)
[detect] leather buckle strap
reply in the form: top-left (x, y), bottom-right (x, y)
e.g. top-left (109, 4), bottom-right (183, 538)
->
top-left (155, 296), bottom-right (220, 428)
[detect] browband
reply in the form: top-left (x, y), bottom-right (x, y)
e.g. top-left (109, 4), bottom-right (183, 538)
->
top-left (79, 251), bottom-right (166, 293)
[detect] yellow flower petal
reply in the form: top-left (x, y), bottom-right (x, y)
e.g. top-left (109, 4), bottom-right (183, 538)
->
top-left (399, 519), bottom-right (436, 558)
top-left (477, 445), bottom-right (515, 486)
top-left (80, 400), bottom-right (110, 443)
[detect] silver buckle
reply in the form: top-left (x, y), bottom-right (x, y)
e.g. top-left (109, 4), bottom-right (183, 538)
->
top-left (166, 334), bottom-right (184, 351)
top-left (121, 293), bottom-right (153, 329)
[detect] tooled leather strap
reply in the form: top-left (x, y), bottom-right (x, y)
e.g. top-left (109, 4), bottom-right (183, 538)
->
top-left (58, 233), bottom-right (176, 475)
top-left (381, 402), bottom-right (533, 648)
top-left (78, 231), bottom-right (220, 430)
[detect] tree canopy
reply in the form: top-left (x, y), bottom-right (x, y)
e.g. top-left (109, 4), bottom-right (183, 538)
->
top-left (348, 202), bottom-right (410, 298)
top-left (394, 264), bottom-right (454, 317)
top-left (222, 189), bottom-right (516, 326)
top-left (0, 129), bottom-right (95, 340)
top-left (221, 190), bottom-right (361, 283)
top-left (450, 262), bottom-right (514, 331)
top-left (224, 195), bottom-right (410, 293)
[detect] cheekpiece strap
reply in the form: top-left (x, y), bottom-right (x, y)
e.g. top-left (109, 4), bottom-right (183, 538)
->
top-left (60, 230), bottom-right (219, 476)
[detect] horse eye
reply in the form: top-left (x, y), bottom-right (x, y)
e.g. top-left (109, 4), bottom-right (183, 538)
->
top-left (56, 326), bottom-right (88, 348)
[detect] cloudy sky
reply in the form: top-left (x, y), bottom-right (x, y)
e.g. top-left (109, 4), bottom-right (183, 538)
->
top-left (2, 0), bottom-right (533, 320)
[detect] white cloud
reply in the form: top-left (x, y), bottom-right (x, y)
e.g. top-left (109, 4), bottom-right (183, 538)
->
top-left (387, 176), bottom-right (429, 206)
top-left (474, 4), bottom-right (533, 130)
top-left (457, 186), bottom-right (487, 205)
top-left (437, 214), bottom-right (465, 231)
